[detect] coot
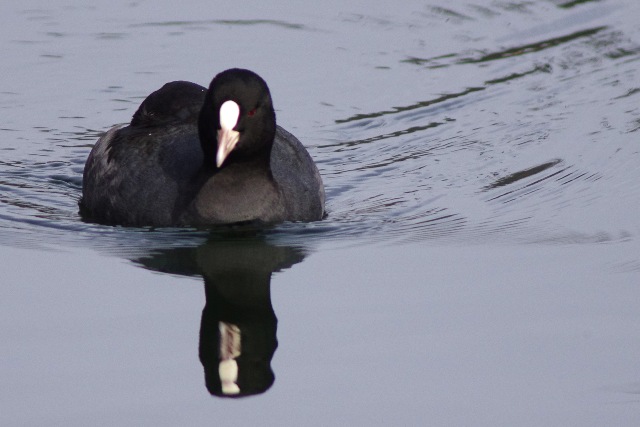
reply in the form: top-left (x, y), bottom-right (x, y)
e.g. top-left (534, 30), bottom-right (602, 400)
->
top-left (80, 68), bottom-right (325, 226)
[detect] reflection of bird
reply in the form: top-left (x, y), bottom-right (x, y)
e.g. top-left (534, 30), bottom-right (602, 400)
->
top-left (197, 239), bottom-right (305, 398)
top-left (81, 68), bottom-right (325, 226)
top-left (200, 282), bottom-right (278, 398)
top-left (135, 235), bottom-right (306, 398)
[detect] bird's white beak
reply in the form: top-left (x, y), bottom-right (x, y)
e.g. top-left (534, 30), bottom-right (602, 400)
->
top-left (216, 100), bottom-right (240, 168)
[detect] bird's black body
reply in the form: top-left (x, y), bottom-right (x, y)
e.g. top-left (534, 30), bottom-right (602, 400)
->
top-left (80, 69), bottom-right (325, 227)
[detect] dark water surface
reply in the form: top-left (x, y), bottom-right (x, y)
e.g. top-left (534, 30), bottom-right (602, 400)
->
top-left (2, 1), bottom-right (640, 425)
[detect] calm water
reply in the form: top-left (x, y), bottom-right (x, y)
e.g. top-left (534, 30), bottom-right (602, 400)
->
top-left (2, 0), bottom-right (640, 425)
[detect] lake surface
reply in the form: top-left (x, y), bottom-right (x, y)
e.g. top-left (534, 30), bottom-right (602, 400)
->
top-left (2, 0), bottom-right (640, 425)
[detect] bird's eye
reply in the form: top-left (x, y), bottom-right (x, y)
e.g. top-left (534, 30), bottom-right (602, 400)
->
top-left (247, 108), bottom-right (256, 117)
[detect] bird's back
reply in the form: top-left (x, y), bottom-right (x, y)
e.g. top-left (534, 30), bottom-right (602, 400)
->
top-left (81, 81), bottom-right (207, 226)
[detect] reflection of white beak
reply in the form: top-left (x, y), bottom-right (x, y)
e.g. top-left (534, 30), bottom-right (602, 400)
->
top-left (216, 100), bottom-right (240, 168)
top-left (219, 321), bottom-right (241, 395)
top-left (219, 359), bottom-right (240, 395)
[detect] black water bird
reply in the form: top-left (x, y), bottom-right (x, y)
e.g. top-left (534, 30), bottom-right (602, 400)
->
top-left (80, 68), bottom-right (325, 226)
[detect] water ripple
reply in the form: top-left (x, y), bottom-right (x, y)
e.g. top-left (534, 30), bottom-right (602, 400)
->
top-left (1, 0), bottom-right (639, 254)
